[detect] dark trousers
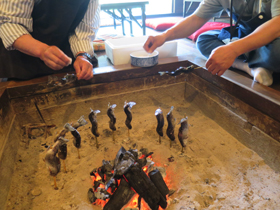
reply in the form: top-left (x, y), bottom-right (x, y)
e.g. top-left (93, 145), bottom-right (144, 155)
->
top-left (196, 30), bottom-right (280, 73)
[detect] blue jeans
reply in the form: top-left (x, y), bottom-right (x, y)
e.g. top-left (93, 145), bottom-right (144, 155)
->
top-left (196, 30), bottom-right (280, 73)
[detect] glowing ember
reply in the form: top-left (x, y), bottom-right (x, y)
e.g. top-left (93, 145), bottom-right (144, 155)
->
top-left (88, 147), bottom-right (170, 210)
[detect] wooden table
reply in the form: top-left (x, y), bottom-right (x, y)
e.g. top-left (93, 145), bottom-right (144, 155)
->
top-left (100, 0), bottom-right (149, 36)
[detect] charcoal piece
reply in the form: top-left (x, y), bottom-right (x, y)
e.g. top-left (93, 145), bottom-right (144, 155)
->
top-left (114, 147), bottom-right (127, 167)
top-left (128, 149), bottom-right (138, 159)
top-left (140, 148), bottom-right (149, 156)
top-left (149, 169), bottom-right (169, 197)
top-left (138, 196), bottom-right (142, 209)
top-left (137, 157), bottom-right (147, 168)
top-left (103, 178), bottom-right (135, 210)
top-left (115, 157), bottom-right (134, 177)
top-left (124, 163), bottom-right (167, 210)
top-left (94, 180), bottom-right (103, 190)
top-left (88, 188), bottom-right (97, 203)
top-left (90, 168), bottom-right (97, 176)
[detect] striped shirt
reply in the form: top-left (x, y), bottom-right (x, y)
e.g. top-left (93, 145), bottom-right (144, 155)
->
top-left (0, 0), bottom-right (100, 57)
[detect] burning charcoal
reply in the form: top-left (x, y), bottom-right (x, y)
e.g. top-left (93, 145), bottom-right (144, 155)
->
top-left (103, 178), bottom-right (135, 210)
top-left (90, 168), bottom-right (97, 177)
top-left (64, 123), bottom-right (81, 159)
top-left (94, 180), bottom-right (103, 190)
top-left (89, 109), bottom-right (101, 149)
top-left (57, 137), bottom-right (69, 173)
top-left (102, 160), bottom-right (114, 173)
top-left (88, 188), bottom-right (97, 203)
top-left (137, 157), bottom-right (147, 168)
top-left (155, 108), bottom-right (164, 144)
top-left (45, 137), bottom-right (68, 189)
top-left (114, 147), bottom-right (127, 168)
top-left (128, 149), bottom-right (138, 159)
top-left (95, 187), bottom-right (111, 200)
top-left (124, 162), bottom-right (167, 210)
top-left (115, 157), bottom-right (134, 178)
top-left (166, 106), bottom-right (176, 148)
top-left (107, 103), bottom-right (117, 143)
top-left (149, 169), bottom-right (169, 198)
top-left (140, 148), bottom-right (149, 157)
top-left (178, 116), bottom-right (189, 153)
top-left (124, 101), bottom-right (136, 139)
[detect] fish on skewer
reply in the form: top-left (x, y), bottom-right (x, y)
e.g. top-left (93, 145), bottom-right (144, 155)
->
top-left (124, 101), bottom-right (136, 140)
top-left (89, 109), bottom-right (101, 149)
top-left (57, 137), bottom-right (69, 173)
top-left (178, 116), bottom-right (189, 153)
top-left (64, 123), bottom-right (81, 159)
top-left (45, 137), bottom-right (68, 189)
top-left (107, 103), bottom-right (117, 143)
top-left (158, 65), bottom-right (195, 76)
top-left (166, 106), bottom-right (176, 148)
top-left (155, 108), bottom-right (164, 144)
top-left (72, 115), bottom-right (88, 129)
top-left (54, 115), bottom-right (87, 142)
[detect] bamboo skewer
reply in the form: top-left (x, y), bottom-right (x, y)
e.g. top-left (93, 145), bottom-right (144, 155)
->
top-left (54, 176), bottom-right (58, 190)
top-left (95, 136), bottom-right (99, 149)
top-left (62, 160), bottom-right (66, 172)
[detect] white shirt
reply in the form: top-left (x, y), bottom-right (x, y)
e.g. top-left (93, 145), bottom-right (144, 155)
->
top-left (0, 0), bottom-right (100, 57)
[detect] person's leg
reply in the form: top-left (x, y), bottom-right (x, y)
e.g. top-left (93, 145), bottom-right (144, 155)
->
top-left (196, 30), bottom-right (224, 58)
top-left (196, 30), bottom-right (276, 86)
top-left (231, 38), bottom-right (280, 86)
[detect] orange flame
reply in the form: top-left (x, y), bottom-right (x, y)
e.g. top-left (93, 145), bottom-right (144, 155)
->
top-left (91, 154), bottom-right (171, 210)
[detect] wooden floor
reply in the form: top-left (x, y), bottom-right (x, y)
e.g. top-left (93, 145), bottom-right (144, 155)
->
top-left (97, 21), bottom-right (280, 92)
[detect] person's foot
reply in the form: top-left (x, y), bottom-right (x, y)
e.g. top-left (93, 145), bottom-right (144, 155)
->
top-left (251, 67), bottom-right (273, 86)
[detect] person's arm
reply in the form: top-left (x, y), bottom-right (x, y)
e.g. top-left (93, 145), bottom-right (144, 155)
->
top-left (13, 35), bottom-right (72, 70)
top-left (70, 0), bottom-right (100, 80)
top-left (143, 14), bottom-right (210, 53)
top-left (206, 15), bottom-right (280, 76)
top-left (0, 0), bottom-right (72, 70)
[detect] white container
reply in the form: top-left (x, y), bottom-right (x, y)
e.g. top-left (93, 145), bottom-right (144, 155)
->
top-left (105, 36), bottom-right (177, 66)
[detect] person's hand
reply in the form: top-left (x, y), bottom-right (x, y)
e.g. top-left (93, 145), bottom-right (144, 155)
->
top-left (206, 45), bottom-right (238, 76)
top-left (73, 56), bottom-right (93, 80)
top-left (40, 46), bottom-right (72, 70)
top-left (143, 34), bottom-right (166, 53)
